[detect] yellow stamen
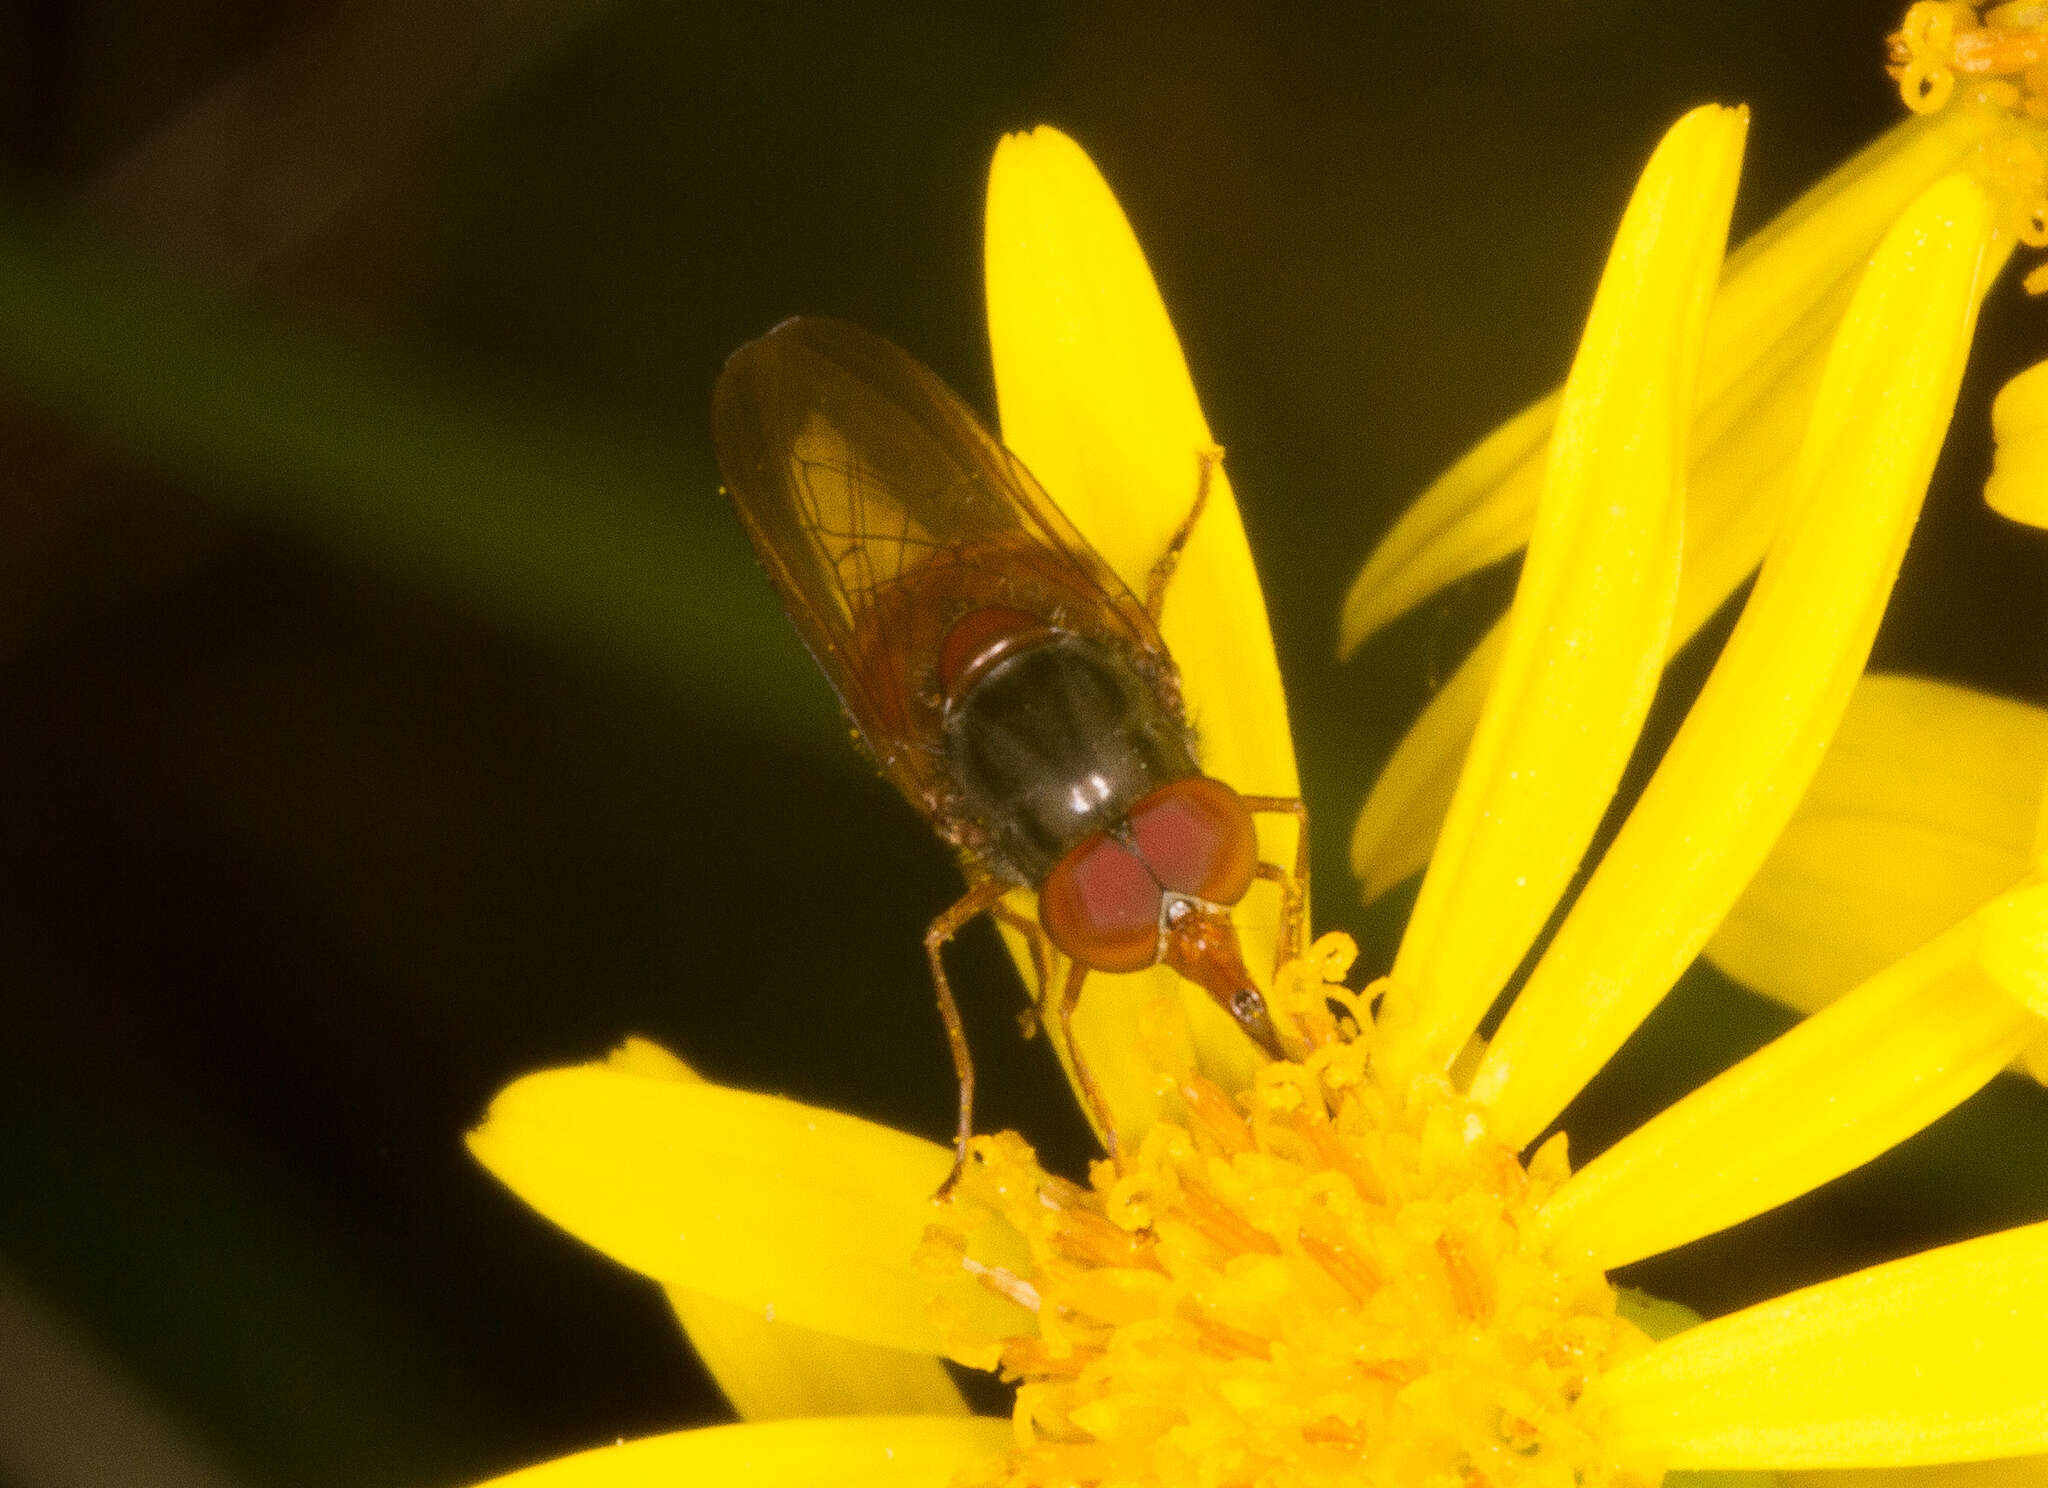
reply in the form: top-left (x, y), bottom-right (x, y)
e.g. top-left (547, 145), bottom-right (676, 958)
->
top-left (1889, 2), bottom-right (2048, 283)
top-left (927, 938), bottom-right (1657, 1488)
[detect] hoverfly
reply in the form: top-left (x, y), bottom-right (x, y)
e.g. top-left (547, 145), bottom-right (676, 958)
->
top-left (712, 316), bottom-right (1306, 1182)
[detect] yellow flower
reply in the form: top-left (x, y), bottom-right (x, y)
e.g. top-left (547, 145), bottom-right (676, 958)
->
top-left (462, 121), bottom-right (1305, 1485)
top-left (980, 124), bottom-right (1303, 1137)
top-left (462, 12), bottom-right (2048, 1485)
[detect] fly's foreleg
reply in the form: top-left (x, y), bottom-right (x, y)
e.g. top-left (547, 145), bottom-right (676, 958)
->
top-left (1053, 958), bottom-right (1124, 1170)
top-left (1242, 795), bottom-right (1309, 971)
top-left (988, 898), bottom-right (1053, 1038)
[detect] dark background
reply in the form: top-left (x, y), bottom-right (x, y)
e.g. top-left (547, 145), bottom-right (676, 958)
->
top-left (1, 4), bottom-right (2046, 1486)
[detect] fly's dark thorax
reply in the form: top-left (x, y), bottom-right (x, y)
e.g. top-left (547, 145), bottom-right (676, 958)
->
top-left (941, 630), bottom-right (1197, 884)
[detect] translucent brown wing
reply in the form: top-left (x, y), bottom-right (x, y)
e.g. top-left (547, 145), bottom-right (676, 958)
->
top-left (712, 316), bottom-right (1171, 821)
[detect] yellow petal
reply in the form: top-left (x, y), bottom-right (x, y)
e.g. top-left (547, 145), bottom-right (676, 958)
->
top-left (596, 1039), bottom-right (970, 1418)
top-left (1591, 1219), bottom-right (2048, 1468)
top-left (466, 1062), bottom-right (1022, 1355)
top-left (1349, 623), bottom-right (1503, 903)
top-left (1337, 391), bottom-right (1556, 658)
top-left (1540, 915), bottom-right (2037, 1272)
top-left (1978, 880), bottom-right (2048, 1017)
top-left (603, 1034), bottom-right (696, 1081)
top-left (1473, 173), bottom-right (1996, 1143)
top-left (570, 1041), bottom-right (971, 1418)
top-left (1702, 105), bottom-right (1992, 401)
top-left (465, 1415), bottom-right (1010, 1488)
top-left (1351, 319), bottom-right (1833, 900)
top-left (1337, 106), bottom-right (2000, 658)
top-left (1986, 358), bottom-right (2048, 528)
top-left (1377, 105), bottom-right (1746, 1076)
top-left (666, 1289), bottom-right (969, 1421)
top-left (1707, 675), bottom-right (2047, 1017)
top-left (1787, 1456), bottom-right (2048, 1488)
top-left (983, 125), bottom-right (1301, 1124)
top-left (984, 124), bottom-right (1297, 801)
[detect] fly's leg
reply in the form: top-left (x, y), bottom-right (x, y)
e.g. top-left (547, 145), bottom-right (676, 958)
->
top-left (1144, 443), bottom-right (1226, 622)
top-left (967, 900), bottom-right (1122, 1164)
top-left (1242, 795), bottom-right (1309, 972)
top-left (1054, 959), bottom-right (1124, 1170)
top-left (1250, 863), bottom-right (1298, 972)
top-left (988, 898), bottom-right (1052, 1039)
top-left (926, 878), bottom-right (1009, 1198)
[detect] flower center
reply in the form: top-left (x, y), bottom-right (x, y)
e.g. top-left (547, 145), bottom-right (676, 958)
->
top-left (921, 938), bottom-right (1659, 1488)
top-left (1890, 2), bottom-right (2048, 286)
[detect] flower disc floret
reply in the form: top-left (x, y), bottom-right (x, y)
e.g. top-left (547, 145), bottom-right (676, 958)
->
top-left (922, 938), bottom-right (1657, 1488)
top-left (460, 21), bottom-right (2048, 1487)
top-left (1890, 1), bottom-right (2048, 281)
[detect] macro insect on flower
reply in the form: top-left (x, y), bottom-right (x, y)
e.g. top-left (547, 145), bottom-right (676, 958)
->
top-left (462, 8), bottom-right (2048, 1486)
top-left (710, 316), bottom-right (1306, 1179)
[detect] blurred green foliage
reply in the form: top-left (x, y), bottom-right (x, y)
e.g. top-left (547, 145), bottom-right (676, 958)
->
top-left (0, 212), bottom-right (828, 746)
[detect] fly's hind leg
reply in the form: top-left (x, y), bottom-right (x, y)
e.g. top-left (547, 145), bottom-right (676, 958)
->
top-left (1241, 795), bottom-right (1310, 972)
top-left (1144, 444), bottom-right (1227, 622)
top-left (925, 878), bottom-right (1010, 1198)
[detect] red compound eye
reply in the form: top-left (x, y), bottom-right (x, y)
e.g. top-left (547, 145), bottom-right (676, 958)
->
top-left (1039, 833), bottom-right (1162, 973)
top-left (1129, 775), bottom-right (1257, 907)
